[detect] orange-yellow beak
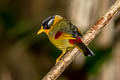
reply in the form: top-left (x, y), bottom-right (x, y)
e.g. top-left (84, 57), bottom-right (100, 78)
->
top-left (37, 26), bottom-right (49, 35)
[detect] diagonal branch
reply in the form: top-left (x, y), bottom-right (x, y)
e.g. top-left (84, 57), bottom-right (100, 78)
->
top-left (42, 0), bottom-right (120, 80)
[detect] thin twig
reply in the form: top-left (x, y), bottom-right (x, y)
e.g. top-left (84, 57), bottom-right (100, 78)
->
top-left (42, 0), bottom-right (120, 80)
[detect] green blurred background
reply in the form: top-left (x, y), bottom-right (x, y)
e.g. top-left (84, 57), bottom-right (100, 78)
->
top-left (0, 0), bottom-right (120, 80)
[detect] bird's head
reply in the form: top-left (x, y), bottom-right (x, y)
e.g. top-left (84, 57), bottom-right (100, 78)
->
top-left (37, 15), bottom-right (63, 35)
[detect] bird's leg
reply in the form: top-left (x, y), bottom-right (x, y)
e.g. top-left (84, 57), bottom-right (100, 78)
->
top-left (56, 49), bottom-right (66, 64)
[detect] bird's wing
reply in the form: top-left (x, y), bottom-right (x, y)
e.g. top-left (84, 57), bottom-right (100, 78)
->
top-left (55, 31), bottom-right (76, 40)
top-left (54, 20), bottom-right (82, 40)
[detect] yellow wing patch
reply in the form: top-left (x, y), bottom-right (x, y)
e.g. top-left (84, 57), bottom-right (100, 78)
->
top-left (57, 32), bottom-right (76, 40)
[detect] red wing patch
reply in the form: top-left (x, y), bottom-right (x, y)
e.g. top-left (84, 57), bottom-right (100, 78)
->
top-left (69, 36), bottom-right (82, 44)
top-left (76, 36), bottom-right (82, 43)
top-left (69, 39), bottom-right (76, 44)
top-left (55, 32), bottom-right (62, 39)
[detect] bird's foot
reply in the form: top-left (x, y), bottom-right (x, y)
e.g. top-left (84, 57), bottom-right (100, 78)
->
top-left (55, 50), bottom-right (66, 64)
top-left (55, 59), bottom-right (63, 64)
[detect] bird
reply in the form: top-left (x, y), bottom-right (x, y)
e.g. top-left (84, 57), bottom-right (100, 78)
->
top-left (37, 15), bottom-right (94, 63)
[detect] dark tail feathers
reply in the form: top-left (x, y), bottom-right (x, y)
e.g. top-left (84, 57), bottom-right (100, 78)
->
top-left (75, 42), bottom-right (95, 57)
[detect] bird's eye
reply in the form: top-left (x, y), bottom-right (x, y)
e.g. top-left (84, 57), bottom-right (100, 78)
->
top-left (48, 18), bottom-right (54, 27)
top-left (44, 24), bottom-right (48, 29)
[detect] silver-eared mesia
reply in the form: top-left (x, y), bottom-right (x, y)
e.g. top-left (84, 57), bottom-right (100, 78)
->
top-left (37, 15), bottom-right (94, 63)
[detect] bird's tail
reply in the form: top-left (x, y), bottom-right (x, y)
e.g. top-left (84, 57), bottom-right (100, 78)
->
top-left (74, 37), bottom-right (95, 57)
